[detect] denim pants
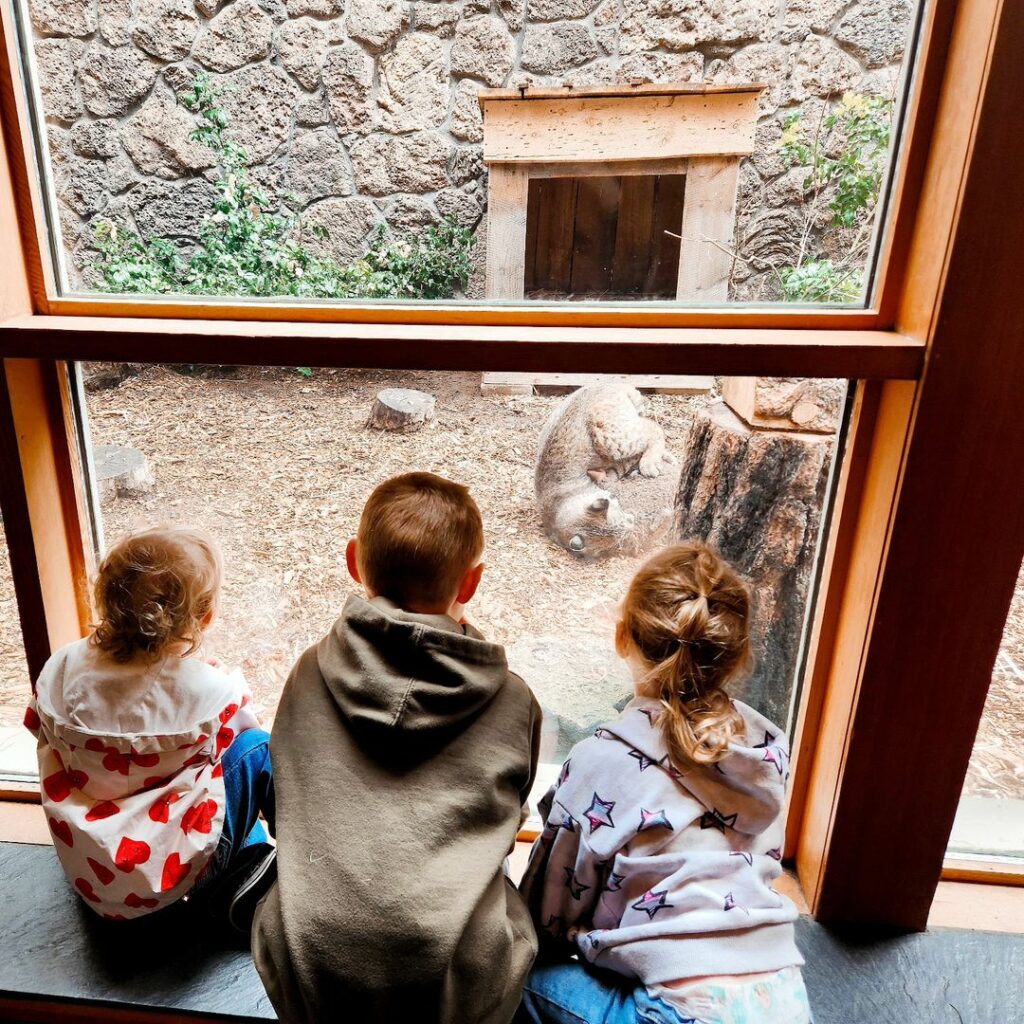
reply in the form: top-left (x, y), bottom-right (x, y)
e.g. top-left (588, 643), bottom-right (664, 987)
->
top-left (516, 959), bottom-right (812, 1024)
top-left (515, 960), bottom-right (683, 1024)
top-left (197, 726), bottom-right (275, 888)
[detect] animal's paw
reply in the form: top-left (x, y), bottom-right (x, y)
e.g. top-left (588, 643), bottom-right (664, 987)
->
top-left (662, 451), bottom-right (679, 466)
top-left (638, 453), bottom-right (663, 477)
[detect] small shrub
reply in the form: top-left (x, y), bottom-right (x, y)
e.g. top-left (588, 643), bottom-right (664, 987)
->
top-left (776, 92), bottom-right (894, 304)
top-left (89, 75), bottom-right (474, 301)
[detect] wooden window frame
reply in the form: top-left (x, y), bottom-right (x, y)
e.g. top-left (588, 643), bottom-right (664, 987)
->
top-left (0, 0), bottom-right (1022, 932)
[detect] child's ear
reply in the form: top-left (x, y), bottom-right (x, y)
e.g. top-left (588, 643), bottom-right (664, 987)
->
top-left (200, 608), bottom-right (215, 632)
top-left (345, 539), bottom-right (362, 584)
top-left (456, 562), bottom-right (485, 606)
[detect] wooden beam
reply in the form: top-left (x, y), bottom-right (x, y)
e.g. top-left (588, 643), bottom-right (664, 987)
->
top-left (676, 157), bottom-right (740, 302)
top-left (1, 360), bottom-right (91, 668)
top-left (482, 92), bottom-right (760, 164)
top-left (799, 0), bottom-right (1024, 930)
top-left (0, 315), bottom-right (925, 379)
top-left (484, 164), bottom-right (530, 300)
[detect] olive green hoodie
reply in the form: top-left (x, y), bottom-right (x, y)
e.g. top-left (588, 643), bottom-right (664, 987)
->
top-left (252, 595), bottom-right (541, 1024)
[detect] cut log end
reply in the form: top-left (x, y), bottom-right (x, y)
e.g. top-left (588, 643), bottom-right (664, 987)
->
top-left (368, 389), bottom-right (437, 434)
top-left (93, 445), bottom-right (155, 502)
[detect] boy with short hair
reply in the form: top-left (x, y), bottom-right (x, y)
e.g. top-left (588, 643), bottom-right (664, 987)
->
top-left (253, 472), bottom-right (542, 1024)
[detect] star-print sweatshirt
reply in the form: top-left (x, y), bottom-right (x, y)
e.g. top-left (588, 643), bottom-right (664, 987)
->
top-left (26, 637), bottom-right (261, 920)
top-left (253, 595), bottom-right (542, 1024)
top-left (519, 696), bottom-right (804, 984)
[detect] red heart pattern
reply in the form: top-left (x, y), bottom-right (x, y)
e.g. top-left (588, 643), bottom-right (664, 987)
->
top-left (75, 877), bottom-right (101, 903)
top-left (102, 749), bottom-right (132, 775)
top-left (215, 725), bottom-right (234, 758)
top-left (130, 749), bottom-right (160, 769)
top-left (180, 799), bottom-right (218, 835)
top-left (85, 738), bottom-right (106, 753)
top-left (87, 857), bottom-right (115, 885)
top-left (219, 703), bottom-right (239, 724)
top-left (182, 751), bottom-right (208, 769)
top-left (148, 792), bottom-right (180, 823)
top-left (49, 817), bottom-right (74, 847)
top-left (211, 762), bottom-right (224, 779)
top-left (42, 767), bottom-right (89, 802)
top-left (23, 705), bottom-right (40, 731)
top-left (85, 800), bottom-right (121, 822)
top-left (114, 836), bottom-right (151, 872)
top-left (161, 853), bottom-right (191, 891)
top-left (124, 893), bottom-right (159, 909)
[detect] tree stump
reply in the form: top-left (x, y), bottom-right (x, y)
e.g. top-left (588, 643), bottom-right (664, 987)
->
top-left (674, 401), bottom-right (833, 726)
top-left (367, 389), bottom-right (436, 433)
top-left (93, 445), bottom-right (155, 502)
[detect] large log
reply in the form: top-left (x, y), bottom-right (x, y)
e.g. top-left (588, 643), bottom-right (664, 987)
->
top-left (674, 400), bottom-right (833, 727)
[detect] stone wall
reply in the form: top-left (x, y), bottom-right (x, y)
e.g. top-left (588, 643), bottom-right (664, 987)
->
top-left (30, 0), bottom-right (913, 295)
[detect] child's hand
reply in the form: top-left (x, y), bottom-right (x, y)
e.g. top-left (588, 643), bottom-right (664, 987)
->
top-left (205, 656), bottom-right (223, 670)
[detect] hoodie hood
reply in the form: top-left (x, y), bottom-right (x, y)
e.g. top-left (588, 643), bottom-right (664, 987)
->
top-left (317, 595), bottom-right (510, 746)
top-left (601, 697), bottom-right (789, 836)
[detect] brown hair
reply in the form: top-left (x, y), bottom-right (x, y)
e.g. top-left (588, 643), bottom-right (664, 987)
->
top-left (357, 472), bottom-right (484, 609)
top-left (619, 541), bottom-right (749, 771)
top-left (91, 527), bottom-right (222, 662)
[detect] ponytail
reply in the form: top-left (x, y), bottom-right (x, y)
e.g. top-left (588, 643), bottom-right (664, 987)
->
top-left (620, 542), bottom-right (749, 771)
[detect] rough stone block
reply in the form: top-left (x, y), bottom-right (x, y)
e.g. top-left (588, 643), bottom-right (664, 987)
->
top-left (300, 195), bottom-right (380, 262)
top-left (376, 32), bottom-right (449, 134)
top-left (347, 0), bottom-right (407, 52)
top-left (323, 42), bottom-right (374, 135)
top-left (132, 0), bottom-right (200, 62)
top-left (277, 18), bottom-right (329, 91)
top-left (30, 0), bottom-right (97, 37)
top-left (521, 22), bottom-right (598, 74)
top-left (837, 0), bottom-right (912, 69)
top-left (451, 15), bottom-right (515, 87)
top-left (35, 38), bottom-right (86, 124)
top-left (215, 63), bottom-right (296, 163)
top-left (450, 79), bottom-right (484, 142)
top-left (193, 0), bottom-right (274, 72)
top-left (80, 46), bottom-right (160, 117)
top-left (121, 85), bottom-right (215, 178)
top-left (285, 129), bottom-right (354, 205)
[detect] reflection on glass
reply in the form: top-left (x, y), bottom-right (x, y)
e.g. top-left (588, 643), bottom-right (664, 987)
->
top-left (75, 365), bottom-right (846, 778)
top-left (17, 0), bottom-right (922, 307)
top-left (948, 558), bottom-right (1024, 861)
top-left (0, 521), bottom-right (37, 778)
top-left (0, 523), bottom-right (27, 726)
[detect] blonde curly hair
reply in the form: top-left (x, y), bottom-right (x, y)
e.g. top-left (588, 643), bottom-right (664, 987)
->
top-left (618, 541), bottom-right (749, 771)
top-left (91, 527), bottom-right (222, 663)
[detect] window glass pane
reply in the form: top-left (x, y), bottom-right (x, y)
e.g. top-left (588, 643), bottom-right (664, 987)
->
top-left (13, 0), bottom-right (925, 309)
top-left (79, 363), bottom-right (849, 803)
top-left (0, 521), bottom-right (36, 779)
top-left (948, 557), bottom-right (1024, 862)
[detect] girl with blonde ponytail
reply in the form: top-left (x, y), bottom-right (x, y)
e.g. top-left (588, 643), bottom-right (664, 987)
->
top-left (518, 542), bottom-right (810, 1024)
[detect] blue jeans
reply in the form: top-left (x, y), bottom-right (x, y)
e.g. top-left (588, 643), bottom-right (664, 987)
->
top-left (199, 727), bottom-right (275, 886)
top-left (515, 960), bottom-right (691, 1024)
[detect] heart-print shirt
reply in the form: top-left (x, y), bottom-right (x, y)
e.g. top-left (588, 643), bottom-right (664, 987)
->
top-left (25, 637), bottom-right (261, 920)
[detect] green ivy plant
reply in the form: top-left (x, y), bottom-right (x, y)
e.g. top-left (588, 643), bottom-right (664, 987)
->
top-left (90, 74), bottom-right (474, 302)
top-left (774, 92), bottom-right (894, 304)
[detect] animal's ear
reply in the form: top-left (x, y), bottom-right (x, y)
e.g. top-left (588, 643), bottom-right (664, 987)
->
top-left (589, 496), bottom-right (611, 514)
top-left (587, 469), bottom-right (607, 484)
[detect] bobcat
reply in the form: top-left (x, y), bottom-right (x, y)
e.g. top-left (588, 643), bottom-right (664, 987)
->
top-left (535, 383), bottom-right (675, 559)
